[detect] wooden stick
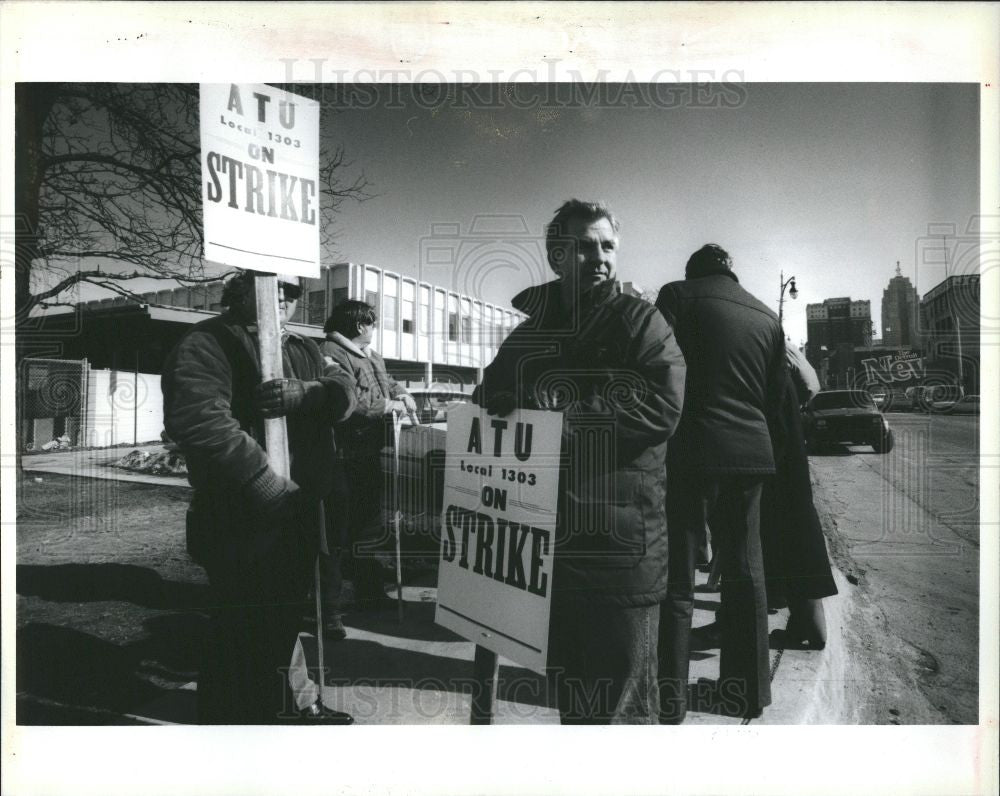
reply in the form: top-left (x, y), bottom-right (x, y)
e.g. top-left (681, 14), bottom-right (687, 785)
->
top-left (392, 411), bottom-right (405, 624)
top-left (470, 645), bottom-right (500, 725)
top-left (254, 274), bottom-right (326, 700)
top-left (314, 556), bottom-right (325, 690)
top-left (254, 274), bottom-right (290, 473)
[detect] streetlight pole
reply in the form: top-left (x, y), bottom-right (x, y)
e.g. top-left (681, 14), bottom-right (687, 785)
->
top-left (779, 270), bottom-right (798, 324)
top-left (942, 234), bottom-right (965, 395)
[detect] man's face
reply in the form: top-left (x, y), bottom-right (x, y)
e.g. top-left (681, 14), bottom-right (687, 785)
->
top-left (549, 216), bottom-right (618, 298)
top-left (278, 282), bottom-right (301, 325)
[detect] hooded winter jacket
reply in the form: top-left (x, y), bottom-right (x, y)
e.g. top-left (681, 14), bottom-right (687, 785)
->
top-left (476, 278), bottom-right (686, 606)
top-left (162, 312), bottom-right (356, 561)
top-left (320, 332), bottom-right (410, 457)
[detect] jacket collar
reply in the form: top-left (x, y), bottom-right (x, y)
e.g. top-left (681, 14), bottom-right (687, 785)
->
top-left (327, 331), bottom-right (368, 358)
top-left (512, 277), bottom-right (620, 320)
top-left (687, 266), bottom-right (740, 284)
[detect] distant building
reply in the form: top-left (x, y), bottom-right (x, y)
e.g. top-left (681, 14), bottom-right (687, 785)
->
top-left (805, 297), bottom-right (873, 386)
top-left (881, 262), bottom-right (922, 348)
top-left (851, 345), bottom-right (927, 407)
top-left (62, 262), bottom-right (526, 390)
top-left (24, 263), bottom-right (530, 448)
top-left (619, 281), bottom-right (646, 300)
top-left (920, 274), bottom-right (980, 394)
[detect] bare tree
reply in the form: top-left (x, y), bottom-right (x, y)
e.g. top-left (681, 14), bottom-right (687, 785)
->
top-left (14, 83), bottom-right (370, 324)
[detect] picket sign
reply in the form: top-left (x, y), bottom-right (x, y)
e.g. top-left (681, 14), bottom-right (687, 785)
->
top-left (434, 404), bottom-right (563, 724)
top-left (200, 82), bottom-right (325, 704)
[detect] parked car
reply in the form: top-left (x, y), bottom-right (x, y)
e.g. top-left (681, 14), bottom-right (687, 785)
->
top-left (870, 387), bottom-right (910, 413)
top-left (802, 389), bottom-right (894, 454)
top-left (911, 383), bottom-right (965, 413)
top-left (932, 394), bottom-right (980, 415)
top-left (905, 385), bottom-right (929, 412)
top-left (404, 386), bottom-right (474, 426)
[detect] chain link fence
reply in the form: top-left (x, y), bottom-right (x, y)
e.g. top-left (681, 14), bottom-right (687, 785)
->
top-left (18, 357), bottom-right (89, 450)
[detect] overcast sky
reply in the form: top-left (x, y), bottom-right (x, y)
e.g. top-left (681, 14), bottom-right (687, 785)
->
top-left (320, 82), bottom-right (979, 346)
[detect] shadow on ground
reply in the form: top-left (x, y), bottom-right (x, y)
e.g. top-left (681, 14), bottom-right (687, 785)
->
top-left (17, 563), bottom-right (210, 610)
top-left (17, 614), bottom-right (206, 725)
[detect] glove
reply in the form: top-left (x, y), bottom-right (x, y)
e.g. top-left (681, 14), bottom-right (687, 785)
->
top-left (242, 466), bottom-right (302, 519)
top-left (482, 389), bottom-right (518, 417)
top-left (254, 378), bottom-right (324, 418)
top-left (385, 399), bottom-right (408, 416)
top-left (401, 393), bottom-right (418, 414)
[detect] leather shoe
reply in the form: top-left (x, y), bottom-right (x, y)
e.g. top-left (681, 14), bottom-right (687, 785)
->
top-left (295, 701), bottom-right (354, 724)
top-left (325, 614), bottom-right (348, 640)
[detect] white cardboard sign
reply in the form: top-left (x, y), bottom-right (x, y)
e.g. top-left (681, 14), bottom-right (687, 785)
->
top-left (435, 404), bottom-right (563, 673)
top-left (199, 83), bottom-right (320, 277)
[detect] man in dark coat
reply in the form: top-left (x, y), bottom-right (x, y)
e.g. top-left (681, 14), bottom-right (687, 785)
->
top-left (655, 244), bottom-right (786, 723)
top-left (162, 271), bottom-right (356, 724)
top-left (476, 199), bottom-right (686, 723)
top-left (320, 300), bottom-right (417, 615)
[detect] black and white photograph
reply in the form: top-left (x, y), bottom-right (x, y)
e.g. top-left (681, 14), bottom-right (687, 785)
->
top-left (2, 3), bottom-right (997, 796)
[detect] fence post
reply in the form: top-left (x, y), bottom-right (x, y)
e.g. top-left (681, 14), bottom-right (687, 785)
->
top-left (133, 351), bottom-right (139, 445)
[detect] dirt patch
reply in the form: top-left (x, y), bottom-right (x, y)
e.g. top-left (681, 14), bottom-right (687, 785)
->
top-left (16, 474), bottom-right (207, 723)
top-left (16, 473), bottom-right (438, 724)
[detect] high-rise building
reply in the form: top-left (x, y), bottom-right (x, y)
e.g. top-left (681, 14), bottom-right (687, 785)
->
top-left (805, 297), bottom-right (873, 387)
top-left (806, 297), bottom-right (872, 353)
top-left (881, 261), bottom-right (921, 348)
top-left (920, 274), bottom-right (980, 394)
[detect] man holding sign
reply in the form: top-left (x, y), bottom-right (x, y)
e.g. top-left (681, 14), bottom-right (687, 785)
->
top-left (163, 271), bottom-right (356, 724)
top-left (474, 200), bottom-right (686, 724)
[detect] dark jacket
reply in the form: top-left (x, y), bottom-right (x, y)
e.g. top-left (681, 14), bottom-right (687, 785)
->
top-left (162, 313), bottom-right (356, 559)
top-left (760, 372), bottom-right (838, 606)
top-left (655, 270), bottom-right (785, 475)
top-left (476, 279), bottom-right (686, 607)
top-left (320, 333), bottom-right (409, 457)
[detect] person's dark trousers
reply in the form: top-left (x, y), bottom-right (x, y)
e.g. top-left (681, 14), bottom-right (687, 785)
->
top-left (348, 455), bottom-right (389, 599)
top-left (325, 455), bottom-right (388, 603)
top-left (659, 472), bottom-right (771, 723)
top-left (714, 476), bottom-right (771, 718)
top-left (198, 506), bottom-right (317, 724)
top-left (546, 599), bottom-right (660, 724)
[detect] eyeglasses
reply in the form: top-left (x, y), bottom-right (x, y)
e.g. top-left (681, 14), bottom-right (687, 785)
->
top-left (279, 283), bottom-right (302, 301)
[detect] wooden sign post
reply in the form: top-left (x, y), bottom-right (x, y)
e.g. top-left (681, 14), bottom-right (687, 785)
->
top-left (391, 412), bottom-right (405, 624)
top-left (470, 646), bottom-right (500, 725)
top-left (254, 274), bottom-right (328, 689)
top-left (254, 274), bottom-right (290, 472)
top-left (200, 81), bottom-right (324, 710)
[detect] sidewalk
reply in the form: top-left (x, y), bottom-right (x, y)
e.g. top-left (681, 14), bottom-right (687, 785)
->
top-left (21, 444), bottom-right (188, 488)
top-left (21, 446), bottom-right (850, 725)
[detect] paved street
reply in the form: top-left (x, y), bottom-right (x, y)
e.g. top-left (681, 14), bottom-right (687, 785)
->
top-left (809, 412), bottom-right (980, 724)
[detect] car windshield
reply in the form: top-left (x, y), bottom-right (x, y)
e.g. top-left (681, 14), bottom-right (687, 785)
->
top-left (810, 391), bottom-right (877, 411)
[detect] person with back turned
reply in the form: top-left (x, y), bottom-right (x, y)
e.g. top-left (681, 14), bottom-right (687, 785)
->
top-left (655, 244), bottom-right (786, 723)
